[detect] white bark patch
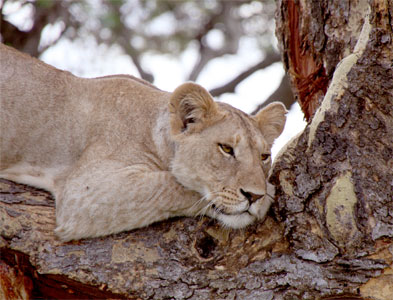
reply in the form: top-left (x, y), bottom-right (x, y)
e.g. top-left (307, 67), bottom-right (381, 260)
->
top-left (112, 241), bottom-right (160, 265)
top-left (325, 171), bottom-right (360, 248)
top-left (307, 3), bottom-right (372, 148)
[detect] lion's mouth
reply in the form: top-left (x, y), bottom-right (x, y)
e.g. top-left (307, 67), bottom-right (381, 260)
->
top-left (211, 204), bottom-right (251, 216)
top-left (209, 204), bottom-right (256, 229)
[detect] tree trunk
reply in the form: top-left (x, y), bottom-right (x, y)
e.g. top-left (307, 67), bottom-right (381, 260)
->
top-left (1, 1), bottom-right (392, 299)
top-left (272, 0), bottom-right (393, 299)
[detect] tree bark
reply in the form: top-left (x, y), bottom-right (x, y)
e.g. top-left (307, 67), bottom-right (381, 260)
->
top-left (271, 0), bottom-right (393, 299)
top-left (1, 1), bottom-right (392, 299)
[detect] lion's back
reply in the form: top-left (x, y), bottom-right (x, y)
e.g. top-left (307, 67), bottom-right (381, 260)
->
top-left (0, 45), bottom-right (86, 169)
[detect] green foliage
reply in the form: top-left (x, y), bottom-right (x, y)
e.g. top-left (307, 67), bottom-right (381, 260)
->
top-left (100, 11), bottom-right (122, 30)
top-left (36, 0), bottom-right (55, 9)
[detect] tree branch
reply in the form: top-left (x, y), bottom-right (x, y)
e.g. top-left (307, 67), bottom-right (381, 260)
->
top-left (209, 52), bottom-right (281, 97)
top-left (0, 18), bottom-right (30, 51)
top-left (100, 0), bottom-right (154, 82)
top-left (187, 2), bottom-right (241, 81)
top-left (1, 1), bottom-right (72, 57)
top-left (126, 48), bottom-right (154, 83)
top-left (187, 44), bottom-right (219, 81)
top-left (252, 73), bottom-right (296, 114)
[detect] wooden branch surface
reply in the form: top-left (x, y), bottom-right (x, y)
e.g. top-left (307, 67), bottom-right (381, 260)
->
top-left (1, 178), bottom-right (392, 299)
top-left (0, 179), bottom-right (288, 299)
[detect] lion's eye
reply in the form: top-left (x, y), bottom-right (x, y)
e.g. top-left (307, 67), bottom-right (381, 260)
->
top-left (219, 144), bottom-right (234, 156)
top-left (261, 153), bottom-right (270, 161)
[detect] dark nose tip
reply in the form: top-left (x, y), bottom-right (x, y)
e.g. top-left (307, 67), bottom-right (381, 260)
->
top-left (240, 189), bottom-right (263, 204)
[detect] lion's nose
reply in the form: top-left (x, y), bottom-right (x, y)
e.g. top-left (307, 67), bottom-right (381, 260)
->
top-left (240, 189), bottom-right (263, 204)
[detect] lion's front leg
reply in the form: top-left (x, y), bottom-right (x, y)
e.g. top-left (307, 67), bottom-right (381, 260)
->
top-left (54, 160), bottom-right (201, 241)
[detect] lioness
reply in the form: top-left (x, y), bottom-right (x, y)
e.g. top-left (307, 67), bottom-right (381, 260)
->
top-left (0, 44), bottom-right (286, 241)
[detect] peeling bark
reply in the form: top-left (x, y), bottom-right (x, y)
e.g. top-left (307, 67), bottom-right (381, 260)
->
top-left (1, 0), bottom-right (393, 299)
top-left (275, 0), bottom-right (377, 120)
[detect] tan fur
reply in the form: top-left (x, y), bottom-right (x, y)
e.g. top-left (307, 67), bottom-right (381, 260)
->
top-left (0, 44), bottom-right (287, 241)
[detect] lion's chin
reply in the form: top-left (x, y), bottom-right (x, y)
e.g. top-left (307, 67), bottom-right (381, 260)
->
top-left (214, 211), bottom-right (256, 229)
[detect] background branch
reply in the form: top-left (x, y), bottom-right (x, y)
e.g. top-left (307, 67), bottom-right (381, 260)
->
top-left (187, 2), bottom-right (242, 81)
top-left (209, 52), bottom-right (281, 97)
top-left (252, 73), bottom-right (295, 113)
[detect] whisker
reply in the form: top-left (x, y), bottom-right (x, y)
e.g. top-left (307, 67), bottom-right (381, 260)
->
top-left (187, 194), bottom-right (208, 214)
top-left (196, 199), bottom-right (215, 217)
top-left (189, 190), bottom-right (222, 217)
top-left (187, 191), bottom-right (219, 214)
top-left (265, 193), bottom-right (275, 201)
top-left (197, 204), bottom-right (211, 220)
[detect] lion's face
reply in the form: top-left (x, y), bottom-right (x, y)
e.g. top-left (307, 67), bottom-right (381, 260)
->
top-left (169, 83), bottom-right (287, 229)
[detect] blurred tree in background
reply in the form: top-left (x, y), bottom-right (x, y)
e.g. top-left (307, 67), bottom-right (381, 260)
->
top-left (0, 0), bottom-right (295, 109)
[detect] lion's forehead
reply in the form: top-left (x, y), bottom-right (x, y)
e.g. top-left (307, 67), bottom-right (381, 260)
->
top-left (217, 106), bottom-right (268, 151)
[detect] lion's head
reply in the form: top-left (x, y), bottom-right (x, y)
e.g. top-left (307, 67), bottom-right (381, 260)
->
top-left (169, 83), bottom-right (287, 228)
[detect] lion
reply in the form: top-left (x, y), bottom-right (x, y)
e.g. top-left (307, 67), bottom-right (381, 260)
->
top-left (0, 44), bottom-right (287, 241)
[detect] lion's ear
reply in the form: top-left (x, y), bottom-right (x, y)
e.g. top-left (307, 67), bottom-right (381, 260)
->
top-left (253, 102), bottom-right (287, 146)
top-left (169, 82), bottom-right (219, 135)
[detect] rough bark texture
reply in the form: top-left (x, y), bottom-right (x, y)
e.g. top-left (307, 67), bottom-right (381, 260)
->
top-left (1, 0), bottom-right (393, 299)
top-left (2, 175), bottom-right (387, 300)
top-left (1, 179), bottom-right (291, 300)
top-left (272, 0), bottom-right (393, 299)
